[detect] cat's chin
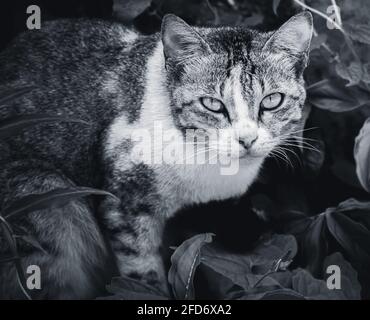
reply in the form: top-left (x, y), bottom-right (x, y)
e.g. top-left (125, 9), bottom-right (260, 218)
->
top-left (238, 150), bottom-right (267, 162)
top-left (237, 155), bottom-right (265, 168)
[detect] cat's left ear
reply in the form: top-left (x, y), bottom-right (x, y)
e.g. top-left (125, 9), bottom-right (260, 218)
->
top-left (263, 11), bottom-right (313, 58)
top-left (161, 14), bottom-right (212, 65)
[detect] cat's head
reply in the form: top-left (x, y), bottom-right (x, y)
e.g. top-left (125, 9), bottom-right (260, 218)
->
top-left (161, 12), bottom-right (313, 165)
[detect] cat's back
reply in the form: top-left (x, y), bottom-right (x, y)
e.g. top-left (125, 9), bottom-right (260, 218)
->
top-left (0, 18), bottom-right (141, 97)
top-left (0, 19), bottom-right (154, 185)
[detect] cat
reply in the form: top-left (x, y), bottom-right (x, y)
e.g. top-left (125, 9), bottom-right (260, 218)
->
top-left (0, 12), bottom-right (312, 299)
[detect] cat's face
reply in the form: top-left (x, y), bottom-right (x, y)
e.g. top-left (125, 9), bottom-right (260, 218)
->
top-left (162, 13), bottom-right (313, 164)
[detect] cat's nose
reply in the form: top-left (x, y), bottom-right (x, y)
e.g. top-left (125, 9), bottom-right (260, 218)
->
top-left (238, 135), bottom-right (258, 149)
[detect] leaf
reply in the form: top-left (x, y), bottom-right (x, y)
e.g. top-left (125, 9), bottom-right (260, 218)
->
top-left (326, 206), bottom-right (370, 265)
top-left (196, 234), bottom-right (358, 300)
top-left (330, 200), bottom-right (370, 283)
top-left (336, 197), bottom-right (370, 212)
top-left (288, 198), bottom-right (370, 298)
top-left (197, 264), bottom-right (245, 299)
top-left (3, 187), bottom-right (119, 219)
top-left (323, 252), bottom-right (361, 300)
top-left (200, 234), bottom-right (297, 290)
top-left (168, 233), bottom-right (214, 300)
top-left (346, 23), bottom-right (370, 45)
top-left (272, 0), bottom-right (281, 16)
top-left (299, 214), bottom-right (328, 276)
top-left (308, 78), bottom-right (370, 112)
top-left (0, 86), bottom-right (34, 108)
top-left (329, 199), bottom-right (370, 299)
top-left (335, 62), bottom-right (363, 86)
top-left (236, 287), bottom-right (305, 300)
top-left (354, 118), bottom-right (370, 192)
top-left (249, 234), bottom-right (297, 273)
top-left (310, 33), bottom-right (328, 51)
top-left (200, 245), bottom-right (267, 289)
top-left (290, 252), bottom-right (361, 300)
top-left (259, 289), bottom-right (305, 300)
top-left (341, 0), bottom-right (370, 22)
top-left (0, 114), bottom-right (90, 139)
top-left (103, 275), bottom-right (168, 300)
top-left (291, 268), bottom-right (347, 299)
top-left (193, 234), bottom-right (300, 300)
top-left (112, 0), bottom-right (151, 23)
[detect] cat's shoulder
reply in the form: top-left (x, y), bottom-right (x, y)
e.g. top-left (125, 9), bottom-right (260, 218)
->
top-left (4, 18), bottom-right (142, 53)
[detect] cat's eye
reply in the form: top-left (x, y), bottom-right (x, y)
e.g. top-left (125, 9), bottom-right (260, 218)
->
top-left (200, 97), bottom-right (225, 113)
top-left (260, 93), bottom-right (284, 111)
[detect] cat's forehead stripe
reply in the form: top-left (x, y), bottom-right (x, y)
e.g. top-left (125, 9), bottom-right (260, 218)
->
top-left (231, 65), bottom-right (250, 121)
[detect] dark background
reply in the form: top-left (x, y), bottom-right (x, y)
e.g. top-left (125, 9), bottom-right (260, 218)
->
top-left (0, 0), bottom-right (295, 49)
top-left (0, 0), bottom-right (112, 50)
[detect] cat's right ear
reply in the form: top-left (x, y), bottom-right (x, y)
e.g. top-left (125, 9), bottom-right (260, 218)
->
top-left (263, 11), bottom-right (313, 58)
top-left (161, 14), bottom-right (212, 65)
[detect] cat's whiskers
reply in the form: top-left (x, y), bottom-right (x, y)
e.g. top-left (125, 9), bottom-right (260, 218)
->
top-left (268, 148), bottom-right (293, 169)
top-left (276, 145), bottom-right (302, 167)
top-left (262, 138), bottom-right (299, 169)
top-left (273, 147), bottom-right (294, 168)
top-left (281, 127), bottom-right (319, 136)
top-left (283, 135), bottom-right (319, 142)
top-left (268, 150), bottom-right (290, 166)
top-left (273, 129), bottom-right (322, 155)
top-left (280, 141), bottom-right (321, 153)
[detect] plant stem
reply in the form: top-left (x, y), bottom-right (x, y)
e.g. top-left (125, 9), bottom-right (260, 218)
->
top-left (293, 0), bottom-right (361, 64)
top-left (330, 0), bottom-right (342, 26)
top-left (206, 0), bottom-right (220, 25)
top-left (294, 0), bottom-right (342, 31)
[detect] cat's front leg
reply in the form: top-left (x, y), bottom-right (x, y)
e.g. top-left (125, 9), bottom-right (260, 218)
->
top-left (101, 196), bottom-right (170, 296)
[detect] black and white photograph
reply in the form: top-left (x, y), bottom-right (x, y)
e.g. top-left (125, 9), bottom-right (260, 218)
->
top-left (0, 0), bottom-right (369, 306)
